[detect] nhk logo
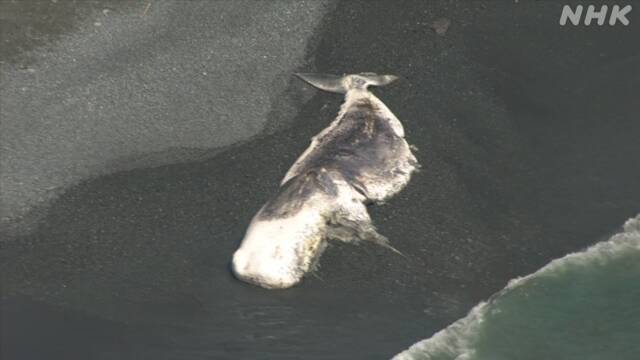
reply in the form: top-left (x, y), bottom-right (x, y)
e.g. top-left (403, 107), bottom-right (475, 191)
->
top-left (560, 4), bottom-right (632, 25)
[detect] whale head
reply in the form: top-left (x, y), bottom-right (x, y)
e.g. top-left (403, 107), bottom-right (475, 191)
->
top-left (231, 207), bottom-right (327, 289)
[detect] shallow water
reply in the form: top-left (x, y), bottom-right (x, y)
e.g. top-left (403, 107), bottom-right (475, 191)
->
top-left (394, 215), bottom-right (640, 360)
top-left (2, 1), bottom-right (640, 359)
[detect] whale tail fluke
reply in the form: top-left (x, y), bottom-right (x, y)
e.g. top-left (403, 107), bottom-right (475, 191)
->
top-left (295, 72), bottom-right (398, 93)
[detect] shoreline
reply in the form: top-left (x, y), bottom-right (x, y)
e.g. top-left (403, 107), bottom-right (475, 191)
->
top-left (2, 1), bottom-right (639, 359)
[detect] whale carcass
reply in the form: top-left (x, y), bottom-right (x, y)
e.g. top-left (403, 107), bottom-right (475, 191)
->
top-left (231, 73), bottom-right (419, 289)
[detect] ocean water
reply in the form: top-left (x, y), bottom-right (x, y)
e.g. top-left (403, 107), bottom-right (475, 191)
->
top-left (393, 215), bottom-right (640, 360)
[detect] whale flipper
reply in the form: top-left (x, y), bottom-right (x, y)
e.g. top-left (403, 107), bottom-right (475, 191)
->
top-left (327, 198), bottom-right (402, 255)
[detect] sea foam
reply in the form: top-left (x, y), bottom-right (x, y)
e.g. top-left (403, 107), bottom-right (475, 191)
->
top-left (393, 214), bottom-right (640, 360)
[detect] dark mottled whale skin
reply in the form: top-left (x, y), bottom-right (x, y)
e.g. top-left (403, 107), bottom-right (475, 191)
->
top-left (232, 73), bottom-right (418, 289)
top-left (279, 96), bottom-right (418, 204)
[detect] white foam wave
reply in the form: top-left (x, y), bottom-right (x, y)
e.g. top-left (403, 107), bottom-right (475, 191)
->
top-left (392, 214), bottom-right (640, 360)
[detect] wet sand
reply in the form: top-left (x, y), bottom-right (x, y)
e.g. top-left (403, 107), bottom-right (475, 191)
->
top-left (2, 1), bottom-right (639, 359)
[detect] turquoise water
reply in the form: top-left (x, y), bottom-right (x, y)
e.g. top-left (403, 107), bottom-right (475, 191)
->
top-left (394, 215), bottom-right (640, 360)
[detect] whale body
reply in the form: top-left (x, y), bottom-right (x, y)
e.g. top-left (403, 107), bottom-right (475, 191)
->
top-left (232, 73), bottom-right (418, 289)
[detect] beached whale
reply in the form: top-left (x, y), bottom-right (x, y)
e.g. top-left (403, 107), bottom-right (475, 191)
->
top-left (231, 73), bottom-right (418, 289)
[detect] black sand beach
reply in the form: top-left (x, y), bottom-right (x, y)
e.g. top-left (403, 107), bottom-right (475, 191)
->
top-left (2, 1), bottom-right (639, 359)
